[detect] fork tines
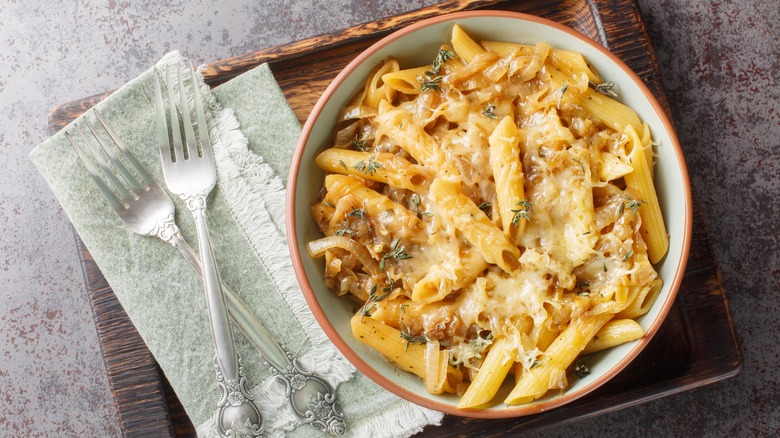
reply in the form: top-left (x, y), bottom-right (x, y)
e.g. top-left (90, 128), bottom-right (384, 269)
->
top-left (66, 109), bottom-right (153, 210)
top-left (154, 60), bottom-right (212, 164)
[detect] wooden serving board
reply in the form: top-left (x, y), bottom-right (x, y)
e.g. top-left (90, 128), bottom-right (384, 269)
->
top-left (48, 0), bottom-right (741, 436)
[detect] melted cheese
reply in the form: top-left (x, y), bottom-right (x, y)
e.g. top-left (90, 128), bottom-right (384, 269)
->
top-left (311, 39), bottom-right (661, 383)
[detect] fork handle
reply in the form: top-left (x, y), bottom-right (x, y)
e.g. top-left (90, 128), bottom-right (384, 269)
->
top-left (167, 231), bottom-right (290, 371)
top-left (188, 196), bottom-right (239, 380)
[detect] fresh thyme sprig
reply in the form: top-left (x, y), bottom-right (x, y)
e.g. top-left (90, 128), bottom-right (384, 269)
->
top-left (360, 283), bottom-right (393, 317)
top-left (428, 49), bottom-right (456, 76)
top-left (352, 155), bottom-right (383, 176)
top-left (470, 331), bottom-right (494, 355)
top-left (574, 359), bottom-right (590, 378)
top-left (589, 80), bottom-right (618, 97)
top-left (411, 194), bottom-right (433, 218)
top-left (347, 207), bottom-right (367, 220)
top-left (350, 135), bottom-right (370, 151)
top-left (482, 104), bottom-right (497, 119)
top-left (400, 322), bottom-right (429, 351)
top-left (379, 239), bottom-right (411, 270)
top-left (621, 194), bottom-right (648, 214)
top-left (419, 75), bottom-right (443, 92)
top-left (511, 199), bottom-right (533, 226)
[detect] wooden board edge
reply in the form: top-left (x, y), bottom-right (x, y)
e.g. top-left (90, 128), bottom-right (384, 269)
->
top-left (73, 232), bottom-right (176, 436)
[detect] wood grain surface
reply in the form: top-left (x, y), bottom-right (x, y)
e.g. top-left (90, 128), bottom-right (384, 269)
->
top-left (48, 0), bottom-right (741, 436)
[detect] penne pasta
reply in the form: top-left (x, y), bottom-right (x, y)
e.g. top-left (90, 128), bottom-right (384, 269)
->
top-left (316, 148), bottom-right (430, 192)
top-left (458, 337), bottom-right (516, 408)
top-left (576, 88), bottom-right (643, 133)
top-left (381, 66), bottom-right (431, 95)
top-left (505, 313), bottom-right (612, 404)
top-left (623, 125), bottom-right (669, 263)
top-left (451, 24), bottom-right (485, 63)
top-left (430, 178), bottom-right (520, 274)
top-left (489, 115), bottom-right (527, 240)
top-left (309, 25), bottom-right (667, 408)
top-left (582, 318), bottom-right (644, 355)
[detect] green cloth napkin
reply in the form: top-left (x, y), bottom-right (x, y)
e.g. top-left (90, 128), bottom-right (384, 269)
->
top-left (30, 51), bottom-right (442, 438)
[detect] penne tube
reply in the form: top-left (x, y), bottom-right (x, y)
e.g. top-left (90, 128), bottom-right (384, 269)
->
top-left (623, 125), bottom-right (669, 263)
top-left (451, 24), bottom-right (485, 63)
top-left (430, 178), bottom-right (520, 274)
top-left (324, 174), bottom-right (421, 238)
top-left (362, 58), bottom-right (400, 109)
top-left (316, 148), bottom-right (430, 192)
top-left (640, 122), bottom-right (655, 178)
top-left (351, 313), bottom-right (461, 393)
top-left (351, 313), bottom-right (427, 377)
top-left (505, 313), bottom-right (612, 405)
top-left (374, 103), bottom-right (438, 167)
top-left (489, 115), bottom-right (527, 239)
top-left (582, 318), bottom-right (644, 355)
top-left (458, 337), bottom-right (516, 408)
top-left (577, 88), bottom-right (643, 133)
top-left (616, 278), bottom-right (663, 320)
top-left (411, 245), bottom-right (487, 303)
top-left (381, 66), bottom-right (431, 95)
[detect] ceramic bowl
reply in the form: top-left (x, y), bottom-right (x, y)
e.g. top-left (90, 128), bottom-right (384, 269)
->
top-left (287, 10), bottom-right (692, 418)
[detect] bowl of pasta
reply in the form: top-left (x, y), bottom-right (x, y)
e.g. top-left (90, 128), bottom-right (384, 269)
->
top-left (287, 11), bottom-right (692, 417)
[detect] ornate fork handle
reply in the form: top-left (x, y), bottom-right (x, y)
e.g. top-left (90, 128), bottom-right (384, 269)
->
top-left (184, 193), bottom-right (263, 437)
top-left (264, 348), bottom-right (345, 437)
top-left (151, 212), bottom-right (345, 436)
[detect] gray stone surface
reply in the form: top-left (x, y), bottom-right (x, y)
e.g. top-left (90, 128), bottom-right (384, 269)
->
top-left (1, 0), bottom-right (777, 436)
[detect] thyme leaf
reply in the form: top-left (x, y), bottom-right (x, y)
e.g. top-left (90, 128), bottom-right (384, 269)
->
top-left (347, 207), bottom-right (367, 220)
top-left (411, 194), bottom-right (433, 218)
top-left (471, 331), bottom-right (494, 351)
top-left (621, 194), bottom-right (648, 214)
top-left (574, 359), bottom-right (590, 378)
top-left (511, 199), bottom-right (534, 226)
top-left (482, 104), bottom-right (497, 119)
top-left (379, 239), bottom-right (412, 270)
top-left (419, 75), bottom-right (443, 92)
top-left (572, 157), bottom-right (586, 173)
top-left (589, 80), bottom-right (618, 97)
top-left (400, 323), bottom-right (429, 351)
top-left (429, 49), bottom-right (456, 75)
top-left (621, 250), bottom-right (634, 262)
top-left (350, 136), bottom-right (370, 151)
top-left (352, 155), bottom-right (383, 176)
top-left (360, 283), bottom-right (392, 318)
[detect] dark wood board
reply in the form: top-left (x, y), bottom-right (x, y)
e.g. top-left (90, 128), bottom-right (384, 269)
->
top-left (48, 0), bottom-right (741, 436)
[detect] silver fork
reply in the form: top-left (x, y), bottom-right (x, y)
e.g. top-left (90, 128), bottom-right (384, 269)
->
top-left (154, 60), bottom-right (262, 437)
top-left (154, 61), bottom-right (344, 437)
top-left (68, 107), bottom-right (345, 436)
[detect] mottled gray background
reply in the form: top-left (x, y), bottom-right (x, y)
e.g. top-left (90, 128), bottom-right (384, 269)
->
top-left (1, 0), bottom-right (777, 436)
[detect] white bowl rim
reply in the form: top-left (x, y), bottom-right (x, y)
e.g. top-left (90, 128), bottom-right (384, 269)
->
top-left (287, 10), bottom-right (693, 418)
